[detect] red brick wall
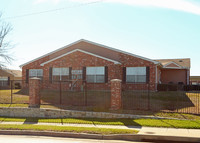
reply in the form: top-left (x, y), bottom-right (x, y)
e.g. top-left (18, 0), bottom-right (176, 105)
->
top-left (22, 49), bottom-right (157, 90)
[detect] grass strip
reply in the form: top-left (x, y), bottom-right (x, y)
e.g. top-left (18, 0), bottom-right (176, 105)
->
top-left (0, 124), bottom-right (137, 135)
top-left (0, 117), bottom-right (200, 129)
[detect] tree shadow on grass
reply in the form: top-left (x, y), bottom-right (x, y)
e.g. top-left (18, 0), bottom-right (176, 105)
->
top-left (23, 118), bottom-right (39, 124)
top-left (122, 91), bottom-right (198, 115)
top-left (75, 118), bottom-right (142, 129)
top-left (13, 88), bottom-right (29, 96)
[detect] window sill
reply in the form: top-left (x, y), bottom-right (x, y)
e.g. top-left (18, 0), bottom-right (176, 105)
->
top-left (125, 82), bottom-right (148, 84)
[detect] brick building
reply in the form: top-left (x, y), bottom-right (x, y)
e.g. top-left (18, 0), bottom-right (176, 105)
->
top-left (20, 39), bottom-right (190, 91)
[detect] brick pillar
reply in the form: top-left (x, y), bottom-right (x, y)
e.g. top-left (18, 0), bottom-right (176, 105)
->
top-left (110, 79), bottom-right (122, 110)
top-left (29, 77), bottom-right (40, 108)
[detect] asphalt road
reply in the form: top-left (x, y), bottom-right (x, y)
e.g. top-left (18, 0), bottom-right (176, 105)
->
top-left (0, 135), bottom-right (150, 143)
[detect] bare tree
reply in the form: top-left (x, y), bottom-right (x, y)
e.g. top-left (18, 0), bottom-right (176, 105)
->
top-left (0, 14), bottom-right (13, 69)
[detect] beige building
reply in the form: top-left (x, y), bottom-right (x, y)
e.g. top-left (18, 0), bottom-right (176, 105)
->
top-left (0, 69), bottom-right (22, 87)
top-left (190, 76), bottom-right (200, 85)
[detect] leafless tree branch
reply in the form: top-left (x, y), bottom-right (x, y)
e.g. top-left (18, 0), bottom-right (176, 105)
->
top-left (0, 13), bottom-right (14, 69)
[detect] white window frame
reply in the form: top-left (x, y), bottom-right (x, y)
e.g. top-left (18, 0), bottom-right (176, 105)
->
top-left (52, 67), bottom-right (69, 81)
top-left (86, 67), bottom-right (105, 83)
top-left (126, 67), bottom-right (146, 83)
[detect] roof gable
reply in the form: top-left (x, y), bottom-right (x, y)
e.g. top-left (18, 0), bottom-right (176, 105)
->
top-left (40, 49), bottom-right (121, 66)
top-left (164, 61), bottom-right (182, 68)
top-left (155, 58), bottom-right (190, 69)
top-left (20, 39), bottom-right (159, 68)
top-left (0, 69), bottom-right (22, 77)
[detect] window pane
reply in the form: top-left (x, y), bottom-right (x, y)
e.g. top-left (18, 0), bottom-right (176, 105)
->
top-left (0, 81), bottom-right (8, 86)
top-left (0, 77), bottom-right (8, 81)
top-left (137, 75), bottom-right (146, 83)
top-left (126, 75), bottom-right (137, 83)
top-left (126, 75), bottom-right (146, 83)
top-left (37, 69), bottom-right (43, 76)
top-left (126, 67), bottom-right (146, 75)
top-left (29, 69), bottom-right (43, 77)
top-left (86, 67), bottom-right (105, 75)
top-left (87, 75), bottom-right (95, 83)
top-left (61, 68), bottom-right (69, 75)
top-left (53, 68), bottom-right (61, 75)
top-left (96, 75), bottom-right (105, 83)
top-left (95, 67), bottom-right (104, 75)
top-left (29, 69), bottom-right (37, 77)
top-left (86, 67), bottom-right (96, 75)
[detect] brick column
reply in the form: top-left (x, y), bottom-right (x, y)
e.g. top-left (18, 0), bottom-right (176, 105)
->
top-left (29, 77), bottom-right (40, 108)
top-left (110, 79), bottom-right (122, 110)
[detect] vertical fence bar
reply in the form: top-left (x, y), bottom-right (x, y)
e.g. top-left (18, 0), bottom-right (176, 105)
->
top-left (147, 83), bottom-right (150, 110)
top-left (10, 80), bottom-right (13, 104)
top-left (84, 81), bottom-right (87, 106)
top-left (59, 81), bottom-right (62, 105)
top-left (176, 89), bottom-right (179, 113)
top-left (198, 86), bottom-right (200, 114)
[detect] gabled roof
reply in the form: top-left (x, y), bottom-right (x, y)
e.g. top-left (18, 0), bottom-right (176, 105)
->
top-left (190, 76), bottom-right (200, 80)
top-left (155, 58), bottom-right (190, 69)
top-left (0, 69), bottom-right (22, 77)
top-left (20, 39), bottom-right (159, 68)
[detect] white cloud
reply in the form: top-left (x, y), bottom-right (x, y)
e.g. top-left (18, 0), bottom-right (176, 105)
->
top-left (33, 0), bottom-right (200, 15)
top-left (71, 0), bottom-right (200, 15)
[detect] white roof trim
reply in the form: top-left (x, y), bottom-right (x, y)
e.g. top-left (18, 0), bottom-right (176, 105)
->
top-left (163, 67), bottom-right (189, 69)
top-left (163, 61), bottom-right (182, 68)
top-left (40, 49), bottom-right (121, 66)
top-left (20, 39), bottom-right (159, 68)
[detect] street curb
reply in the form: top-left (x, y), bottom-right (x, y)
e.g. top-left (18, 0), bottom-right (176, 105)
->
top-left (0, 130), bottom-right (200, 142)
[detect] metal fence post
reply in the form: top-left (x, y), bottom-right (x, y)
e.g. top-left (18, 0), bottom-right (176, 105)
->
top-left (10, 80), bottom-right (13, 104)
top-left (147, 83), bottom-right (150, 110)
top-left (59, 81), bottom-right (62, 105)
top-left (84, 81), bottom-right (87, 106)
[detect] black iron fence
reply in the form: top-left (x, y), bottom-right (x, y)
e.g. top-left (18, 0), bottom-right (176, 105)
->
top-left (122, 83), bottom-right (200, 114)
top-left (0, 80), bottom-right (200, 115)
top-left (39, 80), bottom-right (111, 110)
top-left (0, 80), bottom-right (29, 104)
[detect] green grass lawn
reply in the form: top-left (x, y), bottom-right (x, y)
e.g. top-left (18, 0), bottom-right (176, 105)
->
top-left (0, 89), bottom-right (29, 104)
top-left (0, 124), bottom-right (137, 134)
top-left (0, 117), bottom-right (200, 129)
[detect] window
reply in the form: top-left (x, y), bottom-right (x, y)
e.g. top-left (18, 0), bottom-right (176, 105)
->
top-left (52, 68), bottom-right (69, 81)
top-left (0, 77), bottom-right (8, 86)
top-left (29, 69), bottom-right (43, 79)
top-left (72, 70), bottom-right (82, 80)
top-left (86, 67), bottom-right (105, 83)
top-left (126, 67), bottom-right (146, 83)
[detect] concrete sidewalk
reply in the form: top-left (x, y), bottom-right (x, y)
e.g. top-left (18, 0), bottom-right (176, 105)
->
top-left (1, 121), bottom-right (200, 142)
top-left (0, 121), bottom-right (141, 130)
top-left (138, 126), bottom-right (200, 138)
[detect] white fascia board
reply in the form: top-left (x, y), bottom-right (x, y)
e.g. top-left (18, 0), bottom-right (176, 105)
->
top-left (163, 67), bottom-right (190, 69)
top-left (40, 49), bottom-right (121, 66)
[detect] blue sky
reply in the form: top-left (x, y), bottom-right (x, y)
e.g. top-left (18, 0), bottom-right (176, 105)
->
top-left (1, 0), bottom-right (200, 75)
